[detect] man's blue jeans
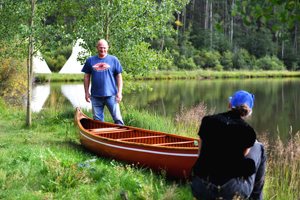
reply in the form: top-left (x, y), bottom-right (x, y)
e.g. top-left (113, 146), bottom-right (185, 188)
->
top-left (191, 142), bottom-right (266, 200)
top-left (91, 96), bottom-right (124, 125)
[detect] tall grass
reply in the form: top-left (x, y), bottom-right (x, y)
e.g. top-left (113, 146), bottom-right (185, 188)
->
top-left (174, 102), bottom-right (215, 137)
top-left (261, 130), bottom-right (300, 199)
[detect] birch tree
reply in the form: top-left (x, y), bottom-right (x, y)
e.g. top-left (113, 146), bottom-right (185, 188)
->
top-left (0, 0), bottom-right (79, 126)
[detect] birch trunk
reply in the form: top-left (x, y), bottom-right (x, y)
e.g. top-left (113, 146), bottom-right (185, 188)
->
top-left (183, 7), bottom-right (186, 33)
top-left (177, 12), bottom-right (180, 42)
top-left (224, 0), bottom-right (227, 35)
top-left (294, 26), bottom-right (297, 55)
top-left (282, 26), bottom-right (284, 59)
top-left (205, 0), bottom-right (209, 30)
top-left (210, 1), bottom-right (213, 50)
top-left (106, 0), bottom-right (110, 41)
top-left (26, 0), bottom-right (35, 126)
top-left (191, 0), bottom-right (195, 20)
top-left (230, 0), bottom-right (234, 44)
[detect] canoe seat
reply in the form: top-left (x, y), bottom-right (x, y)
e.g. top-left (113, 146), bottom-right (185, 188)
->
top-left (88, 128), bottom-right (125, 132)
top-left (116, 135), bottom-right (166, 141)
top-left (153, 141), bottom-right (194, 146)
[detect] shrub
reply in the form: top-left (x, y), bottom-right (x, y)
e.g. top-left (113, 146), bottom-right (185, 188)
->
top-left (204, 50), bottom-right (222, 68)
top-left (221, 50), bottom-right (234, 70)
top-left (291, 62), bottom-right (300, 71)
top-left (177, 56), bottom-right (197, 70)
top-left (0, 43), bottom-right (27, 103)
top-left (193, 54), bottom-right (205, 68)
top-left (254, 55), bottom-right (286, 70)
top-left (214, 63), bottom-right (223, 71)
top-left (233, 48), bottom-right (255, 70)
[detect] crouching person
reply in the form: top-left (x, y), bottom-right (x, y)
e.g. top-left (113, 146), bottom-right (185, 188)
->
top-left (190, 90), bottom-right (266, 200)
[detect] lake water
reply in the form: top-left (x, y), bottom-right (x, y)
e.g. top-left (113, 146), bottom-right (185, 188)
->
top-left (29, 78), bottom-right (300, 142)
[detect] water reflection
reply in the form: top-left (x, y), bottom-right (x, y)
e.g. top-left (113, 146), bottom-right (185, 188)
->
top-left (61, 84), bottom-right (91, 110)
top-left (23, 84), bottom-right (50, 112)
top-left (31, 78), bottom-right (300, 142)
top-left (122, 78), bottom-right (300, 141)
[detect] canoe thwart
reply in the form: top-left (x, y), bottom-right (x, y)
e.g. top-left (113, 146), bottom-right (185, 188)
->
top-left (88, 127), bottom-right (126, 132)
top-left (152, 141), bottom-right (195, 146)
top-left (116, 135), bottom-right (167, 141)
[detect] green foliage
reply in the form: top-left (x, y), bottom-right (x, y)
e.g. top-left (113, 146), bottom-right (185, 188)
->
top-left (43, 45), bottom-right (72, 72)
top-left (193, 54), bottom-right (206, 68)
top-left (177, 56), bottom-right (197, 70)
top-left (239, 27), bottom-right (275, 59)
top-left (233, 48), bottom-right (256, 70)
top-left (254, 55), bottom-right (286, 70)
top-left (74, 0), bottom-right (189, 77)
top-left (234, 0), bottom-right (300, 31)
top-left (0, 41), bottom-right (27, 103)
top-left (221, 50), bottom-right (234, 70)
top-left (204, 51), bottom-right (222, 69)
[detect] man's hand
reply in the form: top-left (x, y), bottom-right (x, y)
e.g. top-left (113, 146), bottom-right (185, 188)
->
top-left (85, 92), bottom-right (91, 103)
top-left (116, 92), bottom-right (122, 103)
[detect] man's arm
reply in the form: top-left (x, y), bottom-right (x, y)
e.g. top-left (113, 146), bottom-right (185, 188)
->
top-left (84, 73), bottom-right (91, 103)
top-left (244, 148), bottom-right (251, 156)
top-left (115, 73), bottom-right (123, 103)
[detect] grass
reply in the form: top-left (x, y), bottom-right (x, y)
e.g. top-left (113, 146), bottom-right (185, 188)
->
top-left (35, 70), bottom-right (300, 83)
top-left (0, 99), bottom-right (194, 200)
top-left (1, 98), bottom-right (300, 199)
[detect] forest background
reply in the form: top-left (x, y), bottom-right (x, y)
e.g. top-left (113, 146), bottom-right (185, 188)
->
top-left (41, 0), bottom-right (300, 73)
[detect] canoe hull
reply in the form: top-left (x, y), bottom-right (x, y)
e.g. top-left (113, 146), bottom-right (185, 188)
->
top-left (74, 108), bottom-right (198, 179)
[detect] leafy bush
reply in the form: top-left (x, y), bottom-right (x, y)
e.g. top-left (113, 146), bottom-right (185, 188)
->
top-left (291, 62), bottom-right (300, 71)
top-left (204, 50), bottom-right (222, 68)
top-left (214, 63), bottom-right (223, 71)
top-left (254, 55), bottom-right (286, 70)
top-left (233, 48), bottom-right (255, 70)
top-left (193, 53), bottom-right (205, 68)
top-left (221, 50), bottom-right (234, 70)
top-left (0, 42), bottom-right (27, 102)
top-left (177, 56), bottom-right (197, 70)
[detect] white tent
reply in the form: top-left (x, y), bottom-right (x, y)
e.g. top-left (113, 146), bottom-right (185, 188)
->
top-left (61, 84), bottom-right (92, 110)
top-left (33, 51), bottom-right (52, 73)
top-left (59, 39), bottom-right (88, 74)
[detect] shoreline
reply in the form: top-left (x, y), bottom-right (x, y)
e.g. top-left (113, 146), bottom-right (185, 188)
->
top-left (35, 70), bottom-right (300, 83)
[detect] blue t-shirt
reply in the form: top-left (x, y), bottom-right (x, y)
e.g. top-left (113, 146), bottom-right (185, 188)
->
top-left (81, 54), bottom-right (123, 97)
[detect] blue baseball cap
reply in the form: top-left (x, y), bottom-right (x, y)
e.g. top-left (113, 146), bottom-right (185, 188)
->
top-left (229, 90), bottom-right (255, 109)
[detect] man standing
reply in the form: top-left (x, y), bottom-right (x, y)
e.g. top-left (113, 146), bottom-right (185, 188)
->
top-left (82, 39), bottom-right (124, 125)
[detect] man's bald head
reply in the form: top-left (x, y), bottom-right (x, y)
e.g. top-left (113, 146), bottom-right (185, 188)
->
top-left (96, 39), bottom-right (109, 58)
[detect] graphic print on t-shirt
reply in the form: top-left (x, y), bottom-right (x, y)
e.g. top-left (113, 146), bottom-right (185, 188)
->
top-left (92, 63), bottom-right (111, 71)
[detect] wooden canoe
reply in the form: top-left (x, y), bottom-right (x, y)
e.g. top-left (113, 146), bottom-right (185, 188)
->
top-left (74, 107), bottom-right (199, 179)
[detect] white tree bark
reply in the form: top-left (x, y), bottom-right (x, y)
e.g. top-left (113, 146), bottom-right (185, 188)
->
top-left (210, 1), bottom-right (213, 50)
top-left (26, 0), bottom-right (36, 126)
top-left (230, 0), bottom-right (234, 44)
top-left (205, 0), bottom-right (209, 30)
